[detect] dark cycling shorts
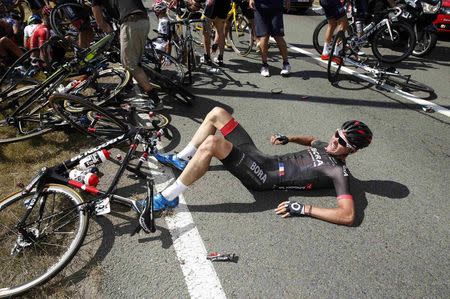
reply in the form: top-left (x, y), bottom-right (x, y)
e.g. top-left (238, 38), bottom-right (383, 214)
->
top-left (319, 0), bottom-right (346, 20)
top-left (219, 120), bottom-right (278, 191)
top-left (238, 0), bottom-right (254, 20)
top-left (204, 0), bottom-right (231, 20)
top-left (254, 7), bottom-right (284, 37)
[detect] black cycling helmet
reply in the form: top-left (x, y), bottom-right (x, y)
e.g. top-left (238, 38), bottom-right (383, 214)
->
top-left (341, 120), bottom-right (373, 150)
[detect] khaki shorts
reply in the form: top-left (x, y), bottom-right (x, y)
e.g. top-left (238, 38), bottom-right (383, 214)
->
top-left (120, 18), bottom-right (150, 74)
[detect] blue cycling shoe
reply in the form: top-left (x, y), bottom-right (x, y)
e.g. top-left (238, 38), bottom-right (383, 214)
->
top-left (154, 153), bottom-right (188, 171)
top-left (133, 193), bottom-right (179, 213)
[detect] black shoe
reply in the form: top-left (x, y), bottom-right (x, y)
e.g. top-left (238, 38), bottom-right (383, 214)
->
top-left (202, 54), bottom-right (212, 66)
top-left (211, 43), bottom-right (218, 53)
top-left (214, 55), bottom-right (224, 67)
top-left (144, 90), bottom-right (164, 111)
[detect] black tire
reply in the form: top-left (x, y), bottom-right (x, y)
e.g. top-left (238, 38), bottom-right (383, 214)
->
top-left (49, 2), bottom-right (98, 47)
top-left (64, 67), bottom-right (131, 112)
top-left (412, 31), bottom-right (438, 57)
top-left (327, 31), bottom-right (346, 83)
top-left (50, 93), bottom-right (128, 140)
top-left (312, 19), bottom-right (328, 55)
top-left (228, 15), bottom-right (253, 56)
top-left (385, 75), bottom-right (434, 93)
top-left (0, 91), bottom-right (60, 145)
top-left (0, 48), bottom-right (43, 96)
top-left (143, 47), bottom-right (185, 87)
top-left (371, 21), bottom-right (416, 64)
top-left (0, 184), bottom-right (89, 298)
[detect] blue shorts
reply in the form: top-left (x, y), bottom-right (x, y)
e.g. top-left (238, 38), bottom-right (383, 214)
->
top-left (254, 7), bottom-right (284, 37)
top-left (319, 0), bottom-right (346, 20)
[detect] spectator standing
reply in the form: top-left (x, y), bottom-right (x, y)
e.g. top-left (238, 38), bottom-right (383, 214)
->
top-left (91, 0), bottom-right (163, 110)
top-left (249, 0), bottom-right (291, 77)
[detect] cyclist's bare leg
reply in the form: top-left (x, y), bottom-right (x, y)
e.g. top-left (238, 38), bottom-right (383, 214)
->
top-left (202, 19), bottom-right (212, 57)
top-left (189, 106), bottom-right (233, 147)
top-left (213, 18), bottom-right (226, 55)
top-left (273, 35), bottom-right (288, 61)
top-left (132, 68), bottom-right (158, 92)
top-left (259, 34), bottom-right (269, 63)
top-left (179, 134), bottom-right (232, 185)
top-left (0, 36), bottom-right (23, 59)
top-left (78, 28), bottom-right (93, 48)
top-left (324, 19), bottom-right (337, 45)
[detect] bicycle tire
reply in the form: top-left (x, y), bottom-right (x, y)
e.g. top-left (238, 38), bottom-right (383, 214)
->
top-left (371, 21), bottom-right (416, 64)
top-left (0, 48), bottom-right (43, 96)
top-left (50, 2), bottom-right (98, 46)
top-left (143, 66), bottom-right (194, 106)
top-left (50, 93), bottom-right (128, 140)
top-left (0, 184), bottom-right (89, 298)
top-left (385, 75), bottom-right (434, 93)
top-left (412, 31), bottom-right (438, 57)
top-left (229, 15), bottom-right (253, 56)
top-left (64, 67), bottom-right (131, 113)
top-left (327, 31), bottom-right (346, 84)
top-left (0, 96), bottom-right (60, 145)
top-left (143, 48), bottom-right (185, 87)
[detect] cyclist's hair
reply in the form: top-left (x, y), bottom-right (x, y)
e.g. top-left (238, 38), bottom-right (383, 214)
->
top-left (341, 120), bottom-right (373, 149)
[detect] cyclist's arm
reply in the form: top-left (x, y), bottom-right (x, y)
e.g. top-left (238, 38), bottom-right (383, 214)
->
top-left (276, 166), bottom-right (355, 226)
top-left (91, 3), bottom-right (113, 33)
top-left (271, 135), bottom-right (317, 146)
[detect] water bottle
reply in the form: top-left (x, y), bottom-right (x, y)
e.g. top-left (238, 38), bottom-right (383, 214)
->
top-left (78, 149), bottom-right (111, 170)
top-left (69, 169), bottom-right (100, 186)
top-left (356, 21), bottom-right (363, 37)
top-left (206, 67), bottom-right (221, 74)
top-left (58, 79), bottom-right (83, 93)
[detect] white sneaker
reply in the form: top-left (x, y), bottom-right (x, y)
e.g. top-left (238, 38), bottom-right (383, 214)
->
top-left (260, 64), bottom-right (270, 77)
top-left (280, 62), bottom-right (291, 76)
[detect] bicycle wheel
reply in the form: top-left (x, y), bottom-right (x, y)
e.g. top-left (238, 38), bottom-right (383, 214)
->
top-left (371, 21), bottom-right (416, 64)
top-left (50, 93), bottom-right (128, 139)
top-left (228, 15), bottom-right (253, 56)
top-left (64, 67), bottom-right (131, 112)
top-left (143, 47), bottom-right (185, 87)
top-left (0, 48), bottom-right (43, 97)
top-left (327, 31), bottom-right (346, 83)
top-left (312, 19), bottom-right (328, 54)
top-left (50, 2), bottom-right (98, 47)
top-left (385, 75), bottom-right (434, 93)
top-left (0, 92), bottom-right (60, 145)
top-left (0, 184), bottom-right (89, 298)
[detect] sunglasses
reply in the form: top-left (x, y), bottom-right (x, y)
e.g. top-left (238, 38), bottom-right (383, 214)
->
top-left (335, 130), bottom-right (355, 150)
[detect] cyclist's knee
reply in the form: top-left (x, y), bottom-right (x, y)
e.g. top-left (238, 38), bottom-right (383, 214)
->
top-left (207, 106), bottom-right (229, 122)
top-left (199, 135), bottom-right (222, 155)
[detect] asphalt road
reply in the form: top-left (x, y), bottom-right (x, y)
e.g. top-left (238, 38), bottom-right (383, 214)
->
top-left (61, 7), bottom-right (450, 299)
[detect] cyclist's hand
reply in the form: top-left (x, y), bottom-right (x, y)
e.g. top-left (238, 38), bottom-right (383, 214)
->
top-left (249, 0), bottom-right (256, 10)
top-left (168, 0), bottom-right (178, 9)
top-left (275, 201), bottom-right (291, 218)
top-left (275, 201), bottom-right (306, 218)
top-left (187, 0), bottom-right (201, 11)
top-left (270, 134), bottom-right (289, 145)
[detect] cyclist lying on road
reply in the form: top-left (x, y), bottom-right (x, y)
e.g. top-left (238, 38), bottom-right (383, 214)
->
top-left (136, 107), bottom-right (373, 226)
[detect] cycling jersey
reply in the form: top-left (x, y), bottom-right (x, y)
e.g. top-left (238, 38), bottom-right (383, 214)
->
top-left (219, 120), bottom-right (352, 199)
top-left (30, 23), bottom-right (50, 48)
top-left (24, 23), bottom-right (39, 49)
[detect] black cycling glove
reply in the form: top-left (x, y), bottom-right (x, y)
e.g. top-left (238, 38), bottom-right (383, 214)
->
top-left (284, 201), bottom-right (306, 217)
top-left (274, 133), bottom-right (289, 145)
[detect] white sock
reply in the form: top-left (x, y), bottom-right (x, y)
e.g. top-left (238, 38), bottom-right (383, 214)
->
top-left (162, 179), bottom-right (187, 201)
top-left (334, 43), bottom-right (343, 56)
top-left (323, 43), bottom-right (330, 55)
top-left (175, 143), bottom-right (197, 161)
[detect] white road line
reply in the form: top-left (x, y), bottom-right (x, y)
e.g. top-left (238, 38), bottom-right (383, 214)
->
top-left (132, 82), bottom-right (226, 298)
top-left (286, 43), bottom-right (450, 118)
top-left (147, 157), bottom-right (226, 298)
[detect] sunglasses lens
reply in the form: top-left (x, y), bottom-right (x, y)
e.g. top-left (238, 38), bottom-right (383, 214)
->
top-left (336, 131), bottom-right (349, 147)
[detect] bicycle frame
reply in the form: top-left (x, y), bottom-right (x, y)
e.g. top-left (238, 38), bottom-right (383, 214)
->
top-left (6, 32), bottom-right (116, 118)
top-left (12, 126), bottom-right (159, 233)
